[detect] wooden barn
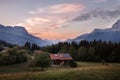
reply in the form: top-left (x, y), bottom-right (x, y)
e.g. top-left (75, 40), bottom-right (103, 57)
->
top-left (50, 53), bottom-right (73, 65)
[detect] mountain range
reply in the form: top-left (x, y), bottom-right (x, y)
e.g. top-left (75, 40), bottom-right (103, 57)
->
top-left (67, 20), bottom-right (120, 43)
top-left (0, 25), bottom-right (52, 46)
top-left (0, 20), bottom-right (120, 46)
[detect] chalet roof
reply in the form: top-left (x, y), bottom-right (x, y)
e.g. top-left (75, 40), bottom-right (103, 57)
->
top-left (50, 53), bottom-right (73, 60)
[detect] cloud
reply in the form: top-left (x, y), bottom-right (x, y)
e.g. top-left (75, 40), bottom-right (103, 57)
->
top-left (24, 17), bottom-right (51, 26)
top-left (92, 0), bottom-right (108, 3)
top-left (18, 3), bottom-right (85, 31)
top-left (73, 6), bottom-right (120, 21)
top-left (32, 33), bottom-right (41, 35)
top-left (16, 3), bottom-right (85, 40)
top-left (17, 16), bottom-right (69, 30)
top-left (29, 3), bottom-right (84, 15)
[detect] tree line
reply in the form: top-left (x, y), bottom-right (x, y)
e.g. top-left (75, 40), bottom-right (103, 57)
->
top-left (0, 46), bottom-right (28, 65)
top-left (42, 40), bottom-right (120, 62)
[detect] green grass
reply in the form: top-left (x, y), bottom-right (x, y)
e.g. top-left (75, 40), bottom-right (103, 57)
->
top-left (0, 62), bottom-right (120, 80)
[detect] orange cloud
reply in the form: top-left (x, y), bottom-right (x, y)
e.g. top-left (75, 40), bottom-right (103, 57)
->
top-left (17, 3), bottom-right (85, 40)
top-left (25, 17), bottom-right (51, 26)
top-left (32, 31), bottom-right (76, 40)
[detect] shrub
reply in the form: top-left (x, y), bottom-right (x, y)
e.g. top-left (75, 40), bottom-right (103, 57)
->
top-left (69, 61), bottom-right (78, 68)
top-left (29, 53), bottom-right (51, 71)
top-left (0, 47), bottom-right (28, 65)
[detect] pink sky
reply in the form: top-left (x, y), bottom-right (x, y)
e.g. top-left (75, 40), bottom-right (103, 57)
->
top-left (0, 0), bottom-right (119, 40)
top-left (17, 3), bottom-right (85, 40)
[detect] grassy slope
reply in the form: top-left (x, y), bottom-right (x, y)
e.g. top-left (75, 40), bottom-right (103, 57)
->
top-left (0, 62), bottom-right (120, 80)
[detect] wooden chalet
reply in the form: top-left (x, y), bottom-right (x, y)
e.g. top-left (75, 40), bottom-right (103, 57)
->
top-left (50, 53), bottom-right (73, 65)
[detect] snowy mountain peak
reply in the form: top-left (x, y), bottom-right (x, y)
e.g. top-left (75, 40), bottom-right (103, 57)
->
top-left (92, 29), bottom-right (104, 33)
top-left (0, 24), bottom-right (52, 46)
top-left (112, 20), bottom-right (120, 29)
top-left (14, 26), bottom-right (28, 34)
top-left (67, 19), bottom-right (120, 43)
top-left (14, 26), bottom-right (26, 31)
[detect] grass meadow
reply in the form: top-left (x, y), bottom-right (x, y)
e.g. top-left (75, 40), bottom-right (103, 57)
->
top-left (0, 62), bottom-right (120, 80)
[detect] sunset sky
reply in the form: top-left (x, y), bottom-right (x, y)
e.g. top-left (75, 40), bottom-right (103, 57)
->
top-left (0, 0), bottom-right (120, 40)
